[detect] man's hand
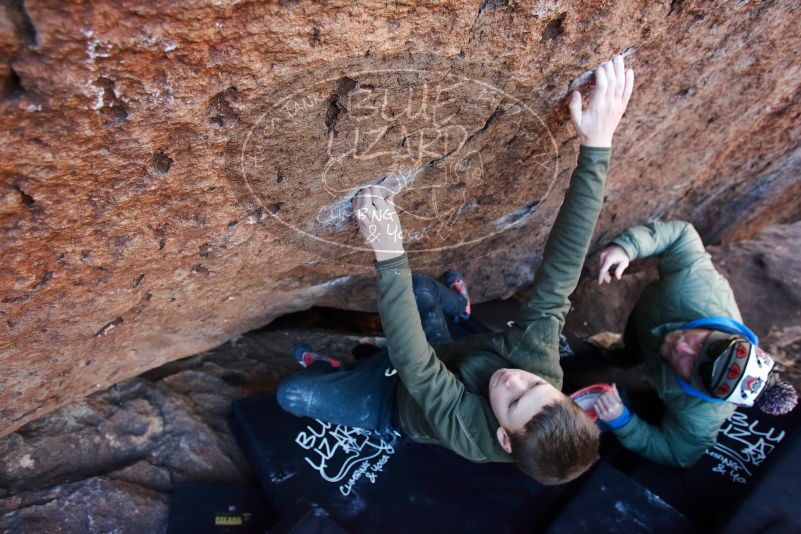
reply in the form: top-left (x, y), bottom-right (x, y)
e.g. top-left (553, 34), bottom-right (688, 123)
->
top-left (598, 245), bottom-right (630, 284)
top-left (352, 185), bottom-right (405, 262)
top-left (569, 55), bottom-right (634, 148)
top-left (594, 384), bottom-right (625, 422)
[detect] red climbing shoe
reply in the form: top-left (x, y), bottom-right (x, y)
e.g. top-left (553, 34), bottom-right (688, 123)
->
top-left (292, 342), bottom-right (342, 369)
top-left (444, 270), bottom-right (471, 321)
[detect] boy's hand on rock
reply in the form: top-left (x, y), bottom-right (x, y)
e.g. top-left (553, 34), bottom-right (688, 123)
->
top-left (352, 186), bottom-right (405, 262)
top-left (598, 245), bottom-right (630, 284)
top-left (569, 54), bottom-right (634, 148)
top-left (594, 384), bottom-right (625, 422)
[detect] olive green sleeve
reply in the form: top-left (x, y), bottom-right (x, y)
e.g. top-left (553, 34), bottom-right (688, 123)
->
top-left (503, 145), bottom-right (610, 378)
top-left (374, 253), bottom-right (483, 455)
top-left (611, 220), bottom-right (713, 276)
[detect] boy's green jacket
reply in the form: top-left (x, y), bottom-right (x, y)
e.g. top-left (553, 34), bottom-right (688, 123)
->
top-left (373, 145), bottom-right (611, 462)
top-left (609, 220), bottom-right (739, 467)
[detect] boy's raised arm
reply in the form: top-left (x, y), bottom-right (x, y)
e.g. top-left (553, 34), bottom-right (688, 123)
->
top-left (351, 186), bottom-right (481, 456)
top-left (524, 56), bottom-right (633, 324)
top-left (505, 56), bottom-right (634, 373)
top-left (514, 146), bottom-right (610, 328)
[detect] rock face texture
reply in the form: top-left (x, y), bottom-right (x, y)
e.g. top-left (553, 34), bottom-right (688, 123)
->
top-left (1, 1), bottom-right (800, 436)
top-left (0, 326), bottom-right (356, 533)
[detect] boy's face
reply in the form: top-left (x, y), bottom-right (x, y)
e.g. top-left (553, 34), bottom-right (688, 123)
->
top-left (489, 368), bottom-right (564, 453)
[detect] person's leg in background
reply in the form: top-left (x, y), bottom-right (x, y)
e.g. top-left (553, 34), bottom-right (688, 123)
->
top-left (278, 271), bottom-right (468, 434)
top-left (277, 347), bottom-right (400, 434)
top-left (411, 273), bottom-right (468, 345)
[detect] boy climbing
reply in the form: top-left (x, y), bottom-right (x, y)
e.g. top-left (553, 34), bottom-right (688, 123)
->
top-left (591, 220), bottom-right (798, 467)
top-left (278, 55), bottom-right (635, 484)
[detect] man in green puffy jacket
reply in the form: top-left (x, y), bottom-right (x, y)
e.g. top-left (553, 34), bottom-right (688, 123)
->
top-left (592, 220), bottom-right (798, 467)
top-left (278, 55), bottom-right (634, 485)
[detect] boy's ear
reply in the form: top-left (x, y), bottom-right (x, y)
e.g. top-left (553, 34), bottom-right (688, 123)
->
top-left (496, 426), bottom-right (512, 454)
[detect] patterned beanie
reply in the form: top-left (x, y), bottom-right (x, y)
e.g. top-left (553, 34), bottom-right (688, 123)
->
top-left (684, 317), bottom-right (798, 415)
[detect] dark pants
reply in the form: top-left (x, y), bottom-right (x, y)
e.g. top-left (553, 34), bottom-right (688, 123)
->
top-left (276, 274), bottom-right (466, 433)
top-left (410, 273), bottom-right (467, 345)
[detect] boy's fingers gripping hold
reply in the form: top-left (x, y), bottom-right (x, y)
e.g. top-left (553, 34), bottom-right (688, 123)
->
top-left (603, 60), bottom-right (616, 92)
top-left (370, 185), bottom-right (390, 212)
top-left (354, 188), bottom-right (368, 219)
top-left (623, 68), bottom-right (634, 104)
top-left (594, 63), bottom-right (608, 102)
top-left (612, 55), bottom-right (625, 99)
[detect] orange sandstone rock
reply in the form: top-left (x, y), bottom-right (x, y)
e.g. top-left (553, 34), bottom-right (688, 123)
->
top-left (1, 0), bottom-right (800, 436)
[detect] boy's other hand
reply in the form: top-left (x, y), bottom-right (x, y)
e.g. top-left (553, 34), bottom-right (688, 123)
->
top-left (593, 384), bottom-right (625, 422)
top-left (569, 54), bottom-right (634, 148)
top-left (598, 245), bottom-right (630, 284)
top-left (352, 186), bottom-right (405, 262)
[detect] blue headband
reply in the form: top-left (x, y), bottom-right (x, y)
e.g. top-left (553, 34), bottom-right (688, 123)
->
top-left (675, 376), bottom-right (725, 403)
top-left (680, 316), bottom-right (759, 346)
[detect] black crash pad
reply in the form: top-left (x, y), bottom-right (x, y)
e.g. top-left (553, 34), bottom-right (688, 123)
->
top-left (721, 417), bottom-right (801, 533)
top-left (230, 393), bottom-right (694, 533)
top-left (607, 403), bottom-right (801, 530)
top-left (167, 482), bottom-right (277, 534)
top-left (227, 297), bottom-right (800, 532)
top-left (545, 462), bottom-right (695, 533)
top-left (269, 497), bottom-right (349, 534)
top-left (231, 392), bottom-right (527, 533)
top-left (228, 378), bottom-right (800, 533)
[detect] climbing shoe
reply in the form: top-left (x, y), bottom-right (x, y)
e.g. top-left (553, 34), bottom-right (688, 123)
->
top-left (444, 270), bottom-right (472, 321)
top-left (292, 342), bottom-right (342, 369)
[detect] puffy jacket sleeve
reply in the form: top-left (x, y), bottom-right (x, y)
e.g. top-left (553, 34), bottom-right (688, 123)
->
top-left (613, 399), bottom-right (734, 467)
top-left (611, 220), bottom-right (713, 276)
